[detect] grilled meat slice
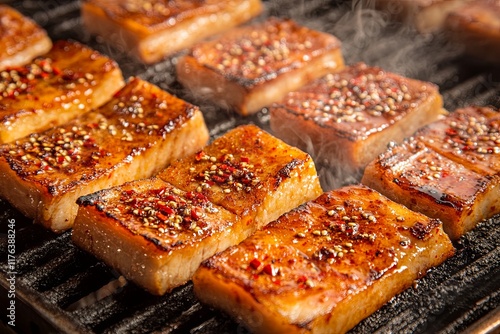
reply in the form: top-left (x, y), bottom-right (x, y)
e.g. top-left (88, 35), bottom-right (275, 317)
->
top-left (176, 17), bottom-right (344, 115)
top-left (269, 62), bottom-right (445, 179)
top-left (372, 0), bottom-right (471, 33)
top-left (73, 177), bottom-right (240, 295)
top-left (362, 139), bottom-right (500, 240)
top-left (445, 0), bottom-right (500, 64)
top-left (415, 106), bottom-right (500, 176)
top-left (81, 0), bottom-right (263, 64)
top-left (0, 77), bottom-right (209, 232)
top-left (193, 184), bottom-right (454, 334)
top-left (158, 124), bottom-right (323, 232)
top-left (0, 5), bottom-right (52, 70)
top-left (0, 40), bottom-right (124, 143)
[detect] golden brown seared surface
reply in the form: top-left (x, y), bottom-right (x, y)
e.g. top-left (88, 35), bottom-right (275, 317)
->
top-left (0, 5), bottom-right (52, 70)
top-left (73, 177), bottom-right (240, 295)
top-left (269, 62), bottom-right (444, 176)
top-left (362, 138), bottom-right (500, 240)
top-left (84, 0), bottom-right (252, 35)
top-left (416, 106), bottom-right (500, 176)
top-left (272, 63), bottom-right (437, 141)
top-left (158, 124), bottom-right (323, 223)
top-left (76, 178), bottom-right (236, 253)
top-left (194, 185), bottom-right (454, 333)
top-left (0, 40), bottom-right (124, 143)
top-left (188, 17), bottom-right (342, 88)
top-left (0, 77), bottom-right (203, 197)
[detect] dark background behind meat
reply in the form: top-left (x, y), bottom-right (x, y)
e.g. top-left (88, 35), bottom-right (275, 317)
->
top-left (0, 0), bottom-right (499, 333)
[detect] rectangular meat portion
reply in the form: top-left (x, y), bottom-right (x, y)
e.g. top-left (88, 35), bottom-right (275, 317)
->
top-left (0, 40), bottom-right (124, 143)
top-left (0, 77), bottom-right (209, 232)
top-left (445, 0), bottom-right (500, 64)
top-left (72, 177), bottom-right (240, 295)
top-left (176, 17), bottom-right (344, 115)
top-left (371, 0), bottom-right (471, 33)
top-left (193, 184), bottom-right (454, 334)
top-left (0, 5), bottom-right (52, 70)
top-left (158, 124), bottom-right (323, 231)
top-left (362, 138), bottom-right (500, 240)
top-left (415, 106), bottom-right (500, 176)
top-left (269, 62), bottom-right (445, 180)
top-left (73, 124), bottom-right (322, 295)
top-left (81, 0), bottom-right (263, 64)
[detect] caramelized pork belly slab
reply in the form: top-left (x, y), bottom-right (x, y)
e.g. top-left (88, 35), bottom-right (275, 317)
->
top-left (362, 139), bottom-right (500, 240)
top-left (0, 78), bottom-right (209, 232)
top-left (158, 125), bottom-right (323, 231)
top-left (193, 185), bottom-right (454, 334)
top-left (0, 5), bottom-right (52, 70)
top-left (73, 177), bottom-right (240, 295)
top-left (176, 17), bottom-right (344, 115)
top-left (0, 40), bottom-right (124, 144)
top-left (82, 0), bottom-right (263, 64)
top-left (372, 0), bottom-right (470, 33)
top-left (415, 106), bottom-right (500, 176)
top-left (445, 0), bottom-right (500, 64)
top-left (269, 62), bottom-right (444, 178)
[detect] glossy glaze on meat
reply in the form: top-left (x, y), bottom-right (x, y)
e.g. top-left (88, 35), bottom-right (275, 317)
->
top-left (194, 184), bottom-right (454, 334)
top-left (0, 5), bottom-right (52, 70)
top-left (0, 40), bottom-right (124, 143)
top-left (270, 62), bottom-right (445, 178)
top-left (158, 124), bottom-right (323, 229)
top-left (0, 77), bottom-right (209, 231)
top-left (176, 17), bottom-right (344, 115)
top-left (362, 138), bottom-right (500, 240)
top-left (82, 0), bottom-right (263, 63)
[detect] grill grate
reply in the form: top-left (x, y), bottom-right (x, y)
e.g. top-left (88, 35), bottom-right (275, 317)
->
top-left (1, 0), bottom-right (500, 333)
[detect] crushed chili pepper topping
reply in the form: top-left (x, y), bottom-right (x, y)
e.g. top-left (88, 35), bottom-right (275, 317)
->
top-left (283, 64), bottom-right (424, 125)
top-left (5, 123), bottom-right (105, 173)
top-left (119, 187), bottom-right (216, 236)
top-left (191, 151), bottom-right (261, 193)
top-left (0, 57), bottom-right (94, 101)
top-left (200, 18), bottom-right (318, 81)
top-left (443, 115), bottom-right (500, 156)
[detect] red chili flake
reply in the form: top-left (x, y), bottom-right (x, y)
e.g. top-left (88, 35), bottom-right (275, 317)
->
top-left (158, 204), bottom-right (174, 215)
top-left (191, 207), bottom-right (202, 220)
top-left (52, 67), bottom-right (62, 75)
top-left (445, 128), bottom-right (457, 137)
top-left (263, 264), bottom-right (278, 276)
top-left (156, 212), bottom-right (168, 221)
top-left (195, 151), bottom-right (206, 161)
top-left (213, 175), bottom-right (226, 183)
top-left (249, 258), bottom-right (261, 270)
top-left (297, 275), bottom-right (307, 283)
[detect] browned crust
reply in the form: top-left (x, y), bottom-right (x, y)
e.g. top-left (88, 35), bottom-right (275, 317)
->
top-left (176, 17), bottom-right (344, 115)
top-left (158, 124), bottom-right (323, 227)
top-left (194, 185), bottom-right (454, 333)
top-left (361, 138), bottom-right (499, 240)
top-left (0, 40), bottom-right (124, 143)
top-left (415, 106), bottom-right (500, 176)
top-left (0, 78), bottom-right (209, 231)
top-left (73, 177), bottom-right (242, 295)
top-left (0, 5), bottom-right (52, 70)
top-left (82, 0), bottom-right (263, 63)
top-left (269, 62), bottom-right (444, 176)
